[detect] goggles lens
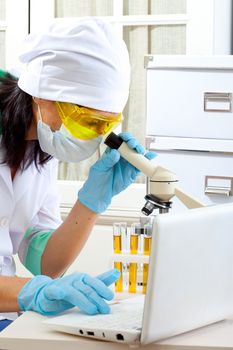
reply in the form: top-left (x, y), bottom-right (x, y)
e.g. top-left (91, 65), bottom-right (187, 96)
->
top-left (56, 102), bottom-right (123, 140)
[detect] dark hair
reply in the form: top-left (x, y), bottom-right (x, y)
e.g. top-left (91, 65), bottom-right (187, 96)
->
top-left (0, 72), bottom-right (52, 171)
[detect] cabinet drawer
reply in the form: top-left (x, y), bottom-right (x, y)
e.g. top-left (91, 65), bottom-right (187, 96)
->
top-left (146, 56), bottom-right (233, 140)
top-left (150, 150), bottom-right (233, 212)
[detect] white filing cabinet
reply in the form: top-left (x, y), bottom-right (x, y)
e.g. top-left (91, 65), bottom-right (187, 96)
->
top-left (145, 55), bottom-right (233, 211)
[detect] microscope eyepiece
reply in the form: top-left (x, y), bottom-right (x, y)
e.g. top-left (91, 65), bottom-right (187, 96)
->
top-left (104, 132), bottom-right (124, 150)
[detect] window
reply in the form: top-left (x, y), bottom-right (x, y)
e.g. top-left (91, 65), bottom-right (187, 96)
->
top-left (28, 0), bottom-right (232, 183)
top-left (0, 0), bottom-right (28, 71)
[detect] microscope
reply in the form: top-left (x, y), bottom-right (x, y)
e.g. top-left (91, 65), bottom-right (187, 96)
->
top-left (104, 132), bottom-right (205, 215)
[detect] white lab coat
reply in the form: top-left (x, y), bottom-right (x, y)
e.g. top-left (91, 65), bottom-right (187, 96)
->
top-left (0, 146), bottom-right (62, 319)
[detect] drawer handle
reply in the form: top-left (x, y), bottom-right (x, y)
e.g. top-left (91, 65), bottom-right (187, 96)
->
top-left (204, 92), bottom-right (232, 112)
top-left (204, 176), bottom-right (233, 196)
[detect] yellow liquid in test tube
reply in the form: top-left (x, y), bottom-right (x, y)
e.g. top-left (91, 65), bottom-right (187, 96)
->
top-left (113, 234), bottom-right (123, 292)
top-left (142, 235), bottom-right (151, 294)
top-left (128, 233), bottom-right (139, 293)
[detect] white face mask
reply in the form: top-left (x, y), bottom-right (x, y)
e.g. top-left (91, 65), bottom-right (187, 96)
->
top-left (37, 106), bottom-right (102, 163)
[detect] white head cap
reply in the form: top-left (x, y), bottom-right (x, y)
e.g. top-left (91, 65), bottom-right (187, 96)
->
top-left (18, 17), bottom-right (130, 113)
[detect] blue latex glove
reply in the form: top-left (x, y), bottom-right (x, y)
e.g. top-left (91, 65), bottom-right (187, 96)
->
top-left (18, 268), bottom-right (120, 316)
top-left (78, 132), bottom-right (156, 213)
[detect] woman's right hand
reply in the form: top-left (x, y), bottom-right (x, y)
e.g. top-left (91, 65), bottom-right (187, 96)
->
top-left (18, 268), bottom-right (120, 316)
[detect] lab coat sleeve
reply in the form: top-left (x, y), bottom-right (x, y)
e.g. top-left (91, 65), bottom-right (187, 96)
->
top-left (18, 159), bottom-right (62, 276)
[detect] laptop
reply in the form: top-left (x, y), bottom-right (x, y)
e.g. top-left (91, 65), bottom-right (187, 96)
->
top-left (44, 203), bottom-right (233, 345)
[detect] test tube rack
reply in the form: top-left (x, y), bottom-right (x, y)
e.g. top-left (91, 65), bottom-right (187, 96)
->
top-left (111, 253), bottom-right (149, 265)
top-left (112, 220), bottom-right (153, 295)
top-left (110, 252), bottom-right (150, 295)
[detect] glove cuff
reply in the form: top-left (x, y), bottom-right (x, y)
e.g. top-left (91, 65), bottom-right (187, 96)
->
top-left (18, 275), bottom-right (52, 312)
top-left (78, 186), bottom-right (110, 214)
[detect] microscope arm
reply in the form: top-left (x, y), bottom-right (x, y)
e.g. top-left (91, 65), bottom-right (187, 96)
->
top-left (174, 187), bottom-right (205, 209)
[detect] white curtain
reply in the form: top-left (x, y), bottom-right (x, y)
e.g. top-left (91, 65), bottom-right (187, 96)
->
top-left (55, 0), bottom-right (113, 17)
top-left (55, 0), bottom-right (186, 181)
top-left (0, 0), bottom-right (5, 20)
top-left (0, 31), bottom-right (5, 68)
top-left (0, 0), bottom-right (6, 68)
top-left (150, 0), bottom-right (186, 14)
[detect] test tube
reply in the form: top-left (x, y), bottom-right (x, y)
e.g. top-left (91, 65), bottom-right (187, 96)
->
top-left (113, 222), bottom-right (127, 292)
top-left (142, 223), bottom-right (152, 294)
top-left (128, 223), bottom-right (140, 293)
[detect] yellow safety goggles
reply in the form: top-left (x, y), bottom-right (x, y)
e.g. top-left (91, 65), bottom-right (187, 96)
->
top-left (56, 102), bottom-right (123, 140)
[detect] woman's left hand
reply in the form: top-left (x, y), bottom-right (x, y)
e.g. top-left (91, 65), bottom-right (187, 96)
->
top-left (78, 132), bottom-right (157, 213)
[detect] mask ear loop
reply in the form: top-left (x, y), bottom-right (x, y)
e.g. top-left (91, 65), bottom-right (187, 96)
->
top-left (37, 105), bottom-right (43, 122)
top-left (33, 97), bottom-right (43, 122)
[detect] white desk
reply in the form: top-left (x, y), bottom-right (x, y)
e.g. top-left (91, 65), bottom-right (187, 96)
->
top-left (0, 311), bottom-right (233, 350)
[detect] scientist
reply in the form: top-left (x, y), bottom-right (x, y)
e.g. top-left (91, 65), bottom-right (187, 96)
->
top-left (0, 17), bottom-right (155, 330)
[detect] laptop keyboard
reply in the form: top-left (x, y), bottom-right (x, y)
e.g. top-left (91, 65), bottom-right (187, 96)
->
top-left (75, 301), bottom-right (144, 332)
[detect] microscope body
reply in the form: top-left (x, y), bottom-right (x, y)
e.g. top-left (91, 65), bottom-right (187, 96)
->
top-left (104, 133), bottom-right (205, 216)
top-left (112, 140), bottom-right (180, 214)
